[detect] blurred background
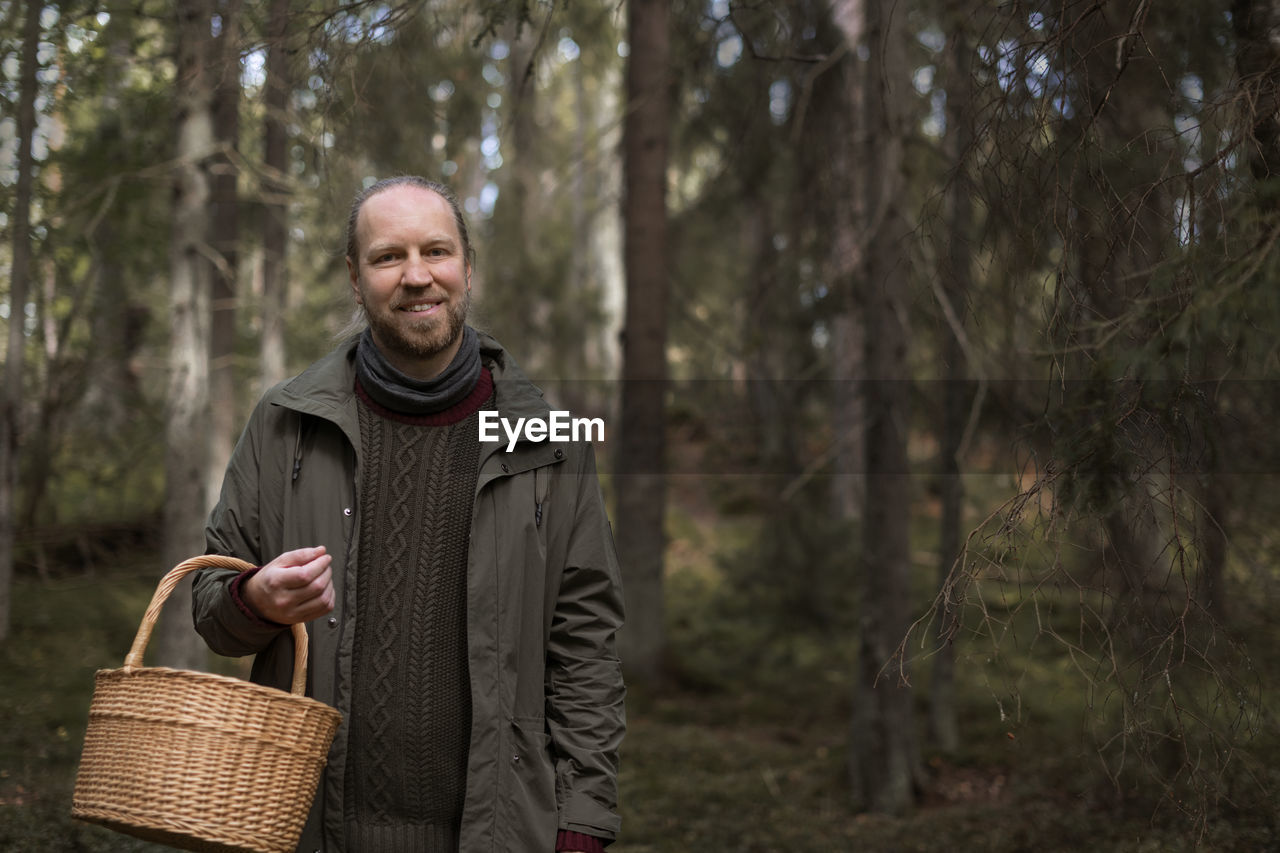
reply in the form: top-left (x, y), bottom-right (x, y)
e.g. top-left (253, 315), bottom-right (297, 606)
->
top-left (2, 0), bottom-right (1279, 849)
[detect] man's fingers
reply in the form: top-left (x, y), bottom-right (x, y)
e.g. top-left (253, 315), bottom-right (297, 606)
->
top-left (292, 564), bottom-right (334, 604)
top-left (268, 550), bottom-right (332, 589)
top-left (263, 545), bottom-right (327, 572)
top-left (289, 574), bottom-right (336, 621)
top-left (245, 547), bottom-right (335, 624)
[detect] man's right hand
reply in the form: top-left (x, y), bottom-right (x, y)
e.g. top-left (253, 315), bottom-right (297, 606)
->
top-left (242, 546), bottom-right (335, 625)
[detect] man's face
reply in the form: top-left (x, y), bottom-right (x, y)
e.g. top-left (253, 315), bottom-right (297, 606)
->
top-left (347, 185), bottom-right (472, 380)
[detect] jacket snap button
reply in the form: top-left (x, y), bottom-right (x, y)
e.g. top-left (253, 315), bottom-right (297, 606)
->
top-left (554, 449), bottom-right (563, 459)
top-left (501, 463), bottom-right (510, 473)
top-left (512, 754), bottom-right (520, 763)
top-left (343, 507), bottom-right (353, 517)
top-left (328, 617), bottom-right (337, 628)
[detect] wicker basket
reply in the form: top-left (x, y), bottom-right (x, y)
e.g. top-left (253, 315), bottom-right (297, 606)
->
top-left (72, 555), bottom-right (342, 853)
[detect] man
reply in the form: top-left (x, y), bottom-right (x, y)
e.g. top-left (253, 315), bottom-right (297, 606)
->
top-left (191, 177), bottom-right (625, 853)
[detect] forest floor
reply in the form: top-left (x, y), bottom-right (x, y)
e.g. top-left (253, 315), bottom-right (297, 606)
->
top-left (2, 534), bottom-right (1278, 851)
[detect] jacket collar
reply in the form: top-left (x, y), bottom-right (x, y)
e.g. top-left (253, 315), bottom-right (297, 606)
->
top-left (271, 337), bottom-right (361, 451)
top-left (477, 329), bottom-right (553, 422)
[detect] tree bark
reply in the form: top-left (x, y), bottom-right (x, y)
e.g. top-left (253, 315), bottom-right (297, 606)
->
top-left (260, 0), bottom-right (292, 391)
top-left (615, 0), bottom-right (670, 683)
top-left (1058, 3), bottom-right (1181, 630)
top-left (827, 0), bottom-right (866, 527)
top-left (490, 18), bottom-right (540, 369)
top-left (1212, 0), bottom-right (1280, 618)
top-left (565, 47), bottom-right (592, 410)
top-left (82, 4), bottom-right (143, 435)
top-left (929, 6), bottom-right (975, 756)
top-left (157, 0), bottom-right (217, 670)
top-left (207, 0), bottom-right (242, 511)
top-left (833, 0), bottom-right (919, 813)
top-left (0, 0), bottom-right (42, 643)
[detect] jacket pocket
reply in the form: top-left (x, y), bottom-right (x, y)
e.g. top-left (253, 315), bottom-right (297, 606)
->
top-left (502, 716), bottom-right (558, 849)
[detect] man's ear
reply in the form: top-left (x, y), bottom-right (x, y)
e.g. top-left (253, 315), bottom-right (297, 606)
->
top-left (466, 263), bottom-right (472, 292)
top-left (347, 257), bottom-right (363, 304)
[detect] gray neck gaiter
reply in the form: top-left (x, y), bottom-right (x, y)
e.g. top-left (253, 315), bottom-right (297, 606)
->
top-left (355, 325), bottom-right (481, 415)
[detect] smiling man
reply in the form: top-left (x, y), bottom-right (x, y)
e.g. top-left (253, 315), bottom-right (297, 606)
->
top-left (350, 183), bottom-right (472, 377)
top-left (191, 177), bottom-right (625, 853)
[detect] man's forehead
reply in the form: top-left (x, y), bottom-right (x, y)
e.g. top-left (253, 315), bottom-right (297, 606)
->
top-left (357, 185), bottom-right (457, 239)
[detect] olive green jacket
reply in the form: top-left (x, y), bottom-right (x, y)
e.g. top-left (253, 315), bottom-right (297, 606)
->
top-left (191, 332), bottom-right (625, 852)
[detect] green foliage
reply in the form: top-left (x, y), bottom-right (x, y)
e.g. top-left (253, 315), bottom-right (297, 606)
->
top-left (917, 467), bottom-right (1280, 838)
top-left (1046, 375), bottom-right (1218, 517)
top-left (661, 491), bottom-right (860, 699)
top-left (644, 524), bottom-right (1280, 850)
top-left (4, 546), bottom-right (1277, 850)
top-left (0, 568), bottom-right (174, 852)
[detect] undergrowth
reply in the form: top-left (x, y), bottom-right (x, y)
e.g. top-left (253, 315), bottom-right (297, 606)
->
top-left (1, 537), bottom-right (1276, 851)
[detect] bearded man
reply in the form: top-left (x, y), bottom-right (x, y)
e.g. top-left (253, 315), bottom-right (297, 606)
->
top-left (191, 177), bottom-right (625, 853)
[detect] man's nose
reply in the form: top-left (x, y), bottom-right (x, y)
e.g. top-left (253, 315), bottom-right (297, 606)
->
top-left (402, 252), bottom-right (433, 286)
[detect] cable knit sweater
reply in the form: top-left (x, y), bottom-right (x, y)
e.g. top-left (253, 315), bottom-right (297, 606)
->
top-left (342, 379), bottom-right (488, 851)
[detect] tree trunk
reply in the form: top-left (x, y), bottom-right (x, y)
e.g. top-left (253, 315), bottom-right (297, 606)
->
top-left (929, 6), bottom-right (975, 756)
top-left (827, 10), bottom-right (865, 527)
top-left (0, 0), bottom-right (42, 644)
top-left (22, 260), bottom-right (89, 534)
top-left (1058, 3), bottom-right (1180, 633)
top-left (1212, 0), bottom-right (1280, 619)
top-left (564, 49), bottom-right (592, 411)
top-left (591, 65), bottom-right (627, 390)
top-left (491, 19), bottom-right (540, 368)
top-left (260, 0), bottom-right (292, 391)
top-left (834, 0), bottom-right (919, 813)
top-left (157, 0), bottom-right (217, 670)
top-left (82, 4), bottom-right (143, 435)
top-left (207, 0), bottom-right (242, 511)
top-left (615, 0), bottom-right (670, 683)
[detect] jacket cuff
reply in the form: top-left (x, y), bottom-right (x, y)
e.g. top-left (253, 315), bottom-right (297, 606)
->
top-left (229, 567), bottom-right (287, 629)
top-left (556, 830), bottom-right (606, 852)
top-left (558, 789), bottom-right (622, 840)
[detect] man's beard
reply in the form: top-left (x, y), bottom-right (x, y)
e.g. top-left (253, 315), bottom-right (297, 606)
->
top-left (365, 288), bottom-right (470, 365)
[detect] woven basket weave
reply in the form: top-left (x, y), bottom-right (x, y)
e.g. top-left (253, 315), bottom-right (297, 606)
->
top-left (72, 555), bottom-right (342, 853)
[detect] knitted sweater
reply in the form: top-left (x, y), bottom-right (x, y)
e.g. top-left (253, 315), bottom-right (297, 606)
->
top-left (342, 382), bottom-right (487, 851)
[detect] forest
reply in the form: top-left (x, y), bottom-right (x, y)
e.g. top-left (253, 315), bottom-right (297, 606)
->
top-left (3, 0), bottom-right (1280, 850)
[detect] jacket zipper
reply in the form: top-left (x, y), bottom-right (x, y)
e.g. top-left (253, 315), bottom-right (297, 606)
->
top-left (533, 464), bottom-right (550, 528)
top-left (324, 452), bottom-right (358, 848)
top-left (291, 418), bottom-right (306, 482)
top-left (335, 447), bottom-right (358, 693)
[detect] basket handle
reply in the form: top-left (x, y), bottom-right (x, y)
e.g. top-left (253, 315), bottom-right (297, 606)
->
top-left (124, 554), bottom-right (310, 696)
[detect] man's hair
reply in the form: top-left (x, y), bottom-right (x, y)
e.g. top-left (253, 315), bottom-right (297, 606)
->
top-left (344, 176), bottom-right (476, 269)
